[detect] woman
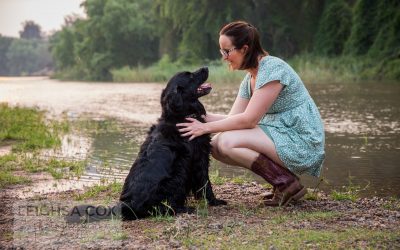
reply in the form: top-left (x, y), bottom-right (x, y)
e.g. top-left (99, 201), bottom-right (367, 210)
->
top-left (177, 21), bottom-right (325, 206)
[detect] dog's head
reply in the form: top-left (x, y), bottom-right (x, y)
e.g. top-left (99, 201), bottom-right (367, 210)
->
top-left (161, 67), bottom-right (211, 120)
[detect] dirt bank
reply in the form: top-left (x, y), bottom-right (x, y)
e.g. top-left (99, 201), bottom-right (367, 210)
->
top-left (1, 180), bottom-right (399, 249)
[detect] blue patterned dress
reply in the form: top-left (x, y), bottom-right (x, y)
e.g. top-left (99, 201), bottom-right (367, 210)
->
top-left (238, 56), bottom-right (325, 176)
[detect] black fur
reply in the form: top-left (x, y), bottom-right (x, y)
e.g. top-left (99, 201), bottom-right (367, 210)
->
top-left (119, 67), bottom-right (226, 220)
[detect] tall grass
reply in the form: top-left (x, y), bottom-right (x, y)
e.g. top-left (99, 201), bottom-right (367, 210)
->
top-left (112, 54), bottom-right (399, 85)
top-left (0, 103), bottom-right (68, 151)
top-left (112, 55), bottom-right (245, 85)
top-left (290, 54), bottom-right (368, 84)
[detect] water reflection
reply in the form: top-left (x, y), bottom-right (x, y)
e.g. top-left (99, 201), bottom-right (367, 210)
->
top-left (82, 82), bottom-right (399, 197)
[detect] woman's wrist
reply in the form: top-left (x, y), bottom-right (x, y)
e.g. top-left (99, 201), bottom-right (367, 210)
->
top-left (204, 123), bottom-right (212, 134)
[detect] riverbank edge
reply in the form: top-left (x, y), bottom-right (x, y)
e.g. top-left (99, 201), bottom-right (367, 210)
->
top-left (0, 174), bottom-right (399, 249)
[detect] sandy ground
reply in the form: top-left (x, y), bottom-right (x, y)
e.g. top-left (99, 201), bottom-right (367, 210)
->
top-left (1, 182), bottom-right (399, 249)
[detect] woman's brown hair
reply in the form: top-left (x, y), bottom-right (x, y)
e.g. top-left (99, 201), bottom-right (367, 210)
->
top-left (219, 21), bottom-right (267, 70)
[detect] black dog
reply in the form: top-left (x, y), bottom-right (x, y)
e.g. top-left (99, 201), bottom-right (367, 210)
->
top-left (119, 67), bottom-right (226, 220)
top-left (65, 67), bottom-right (225, 223)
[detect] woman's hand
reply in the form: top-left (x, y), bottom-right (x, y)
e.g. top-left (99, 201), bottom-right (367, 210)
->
top-left (176, 117), bottom-right (210, 141)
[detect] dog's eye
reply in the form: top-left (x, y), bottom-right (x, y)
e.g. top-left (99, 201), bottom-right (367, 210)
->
top-left (176, 85), bottom-right (184, 93)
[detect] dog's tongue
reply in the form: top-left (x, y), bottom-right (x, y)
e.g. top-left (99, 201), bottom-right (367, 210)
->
top-left (199, 83), bottom-right (212, 89)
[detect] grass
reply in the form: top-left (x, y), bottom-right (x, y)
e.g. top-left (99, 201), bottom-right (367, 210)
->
top-left (0, 170), bottom-right (31, 188)
top-left (0, 153), bottom-right (86, 187)
top-left (111, 55), bottom-right (246, 84)
top-left (209, 169), bottom-right (230, 185)
top-left (0, 103), bottom-right (69, 152)
top-left (382, 197), bottom-right (400, 211)
top-left (73, 181), bottom-right (123, 201)
top-left (169, 207), bottom-right (397, 249)
top-left (173, 221), bottom-right (399, 249)
top-left (290, 53), bottom-right (400, 84)
top-left (110, 53), bottom-right (400, 85)
top-left (111, 232), bottom-right (129, 241)
top-left (0, 104), bottom-right (87, 188)
top-left (0, 153), bottom-right (86, 177)
top-left (231, 174), bottom-right (253, 185)
top-left (148, 202), bottom-right (176, 223)
top-left (33, 176), bottom-right (397, 248)
top-left (330, 175), bottom-right (368, 202)
top-left (304, 191), bottom-right (320, 201)
top-left (267, 228), bottom-right (399, 249)
top-left (210, 168), bottom-right (256, 186)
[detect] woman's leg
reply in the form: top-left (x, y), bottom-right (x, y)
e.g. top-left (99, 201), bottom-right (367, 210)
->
top-left (211, 133), bottom-right (243, 166)
top-left (211, 126), bottom-right (284, 169)
top-left (211, 126), bottom-right (306, 206)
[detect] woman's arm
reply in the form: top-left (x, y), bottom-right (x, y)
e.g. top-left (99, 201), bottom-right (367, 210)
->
top-left (228, 95), bottom-right (249, 115)
top-left (205, 91), bottom-right (249, 122)
top-left (178, 80), bottom-right (283, 140)
top-left (204, 113), bottom-right (228, 122)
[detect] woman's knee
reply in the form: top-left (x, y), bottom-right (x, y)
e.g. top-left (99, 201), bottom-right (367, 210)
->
top-left (211, 134), bottom-right (223, 157)
top-left (215, 132), bottom-right (236, 157)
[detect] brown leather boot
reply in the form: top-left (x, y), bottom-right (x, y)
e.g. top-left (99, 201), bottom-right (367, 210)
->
top-left (261, 187), bottom-right (276, 200)
top-left (262, 178), bottom-right (304, 206)
top-left (251, 154), bottom-right (307, 207)
top-left (263, 186), bottom-right (308, 206)
top-left (263, 189), bottom-right (282, 206)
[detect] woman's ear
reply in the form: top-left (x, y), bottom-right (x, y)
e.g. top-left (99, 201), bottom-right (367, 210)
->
top-left (241, 45), bottom-right (249, 54)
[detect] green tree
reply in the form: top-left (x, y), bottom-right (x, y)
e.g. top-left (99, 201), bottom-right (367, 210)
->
top-left (314, 0), bottom-right (352, 56)
top-left (0, 35), bottom-right (15, 75)
top-left (155, 0), bottom-right (253, 63)
top-left (19, 21), bottom-right (42, 40)
top-left (51, 0), bottom-right (159, 80)
top-left (154, 0), bottom-right (325, 61)
top-left (344, 0), bottom-right (379, 55)
top-left (250, 0), bottom-right (325, 57)
top-left (50, 28), bottom-right (76, 69)
top-left (367, 0), bottom-right (400, 79)
top-left (6, 39), bottom-right (52, 75)
top-left (367, 0), bottom-right (400, 58)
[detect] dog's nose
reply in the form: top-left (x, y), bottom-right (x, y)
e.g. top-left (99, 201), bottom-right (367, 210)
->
top-left (200, 67), bottom-right (208, 74)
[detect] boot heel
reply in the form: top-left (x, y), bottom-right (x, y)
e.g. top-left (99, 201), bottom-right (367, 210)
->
top-left (292, 187), bottom-right (307, 201)
top-left (279, 185), bottom-right (307, 207)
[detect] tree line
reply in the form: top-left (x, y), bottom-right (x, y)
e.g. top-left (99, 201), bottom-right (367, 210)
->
top-left (1, 0), bottom-right (399, 80)
top-left (0, 21), bottom-right (53, 76)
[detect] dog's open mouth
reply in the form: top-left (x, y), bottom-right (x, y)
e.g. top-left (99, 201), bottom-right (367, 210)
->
top-left (197, 83), bottom-right (212, 96)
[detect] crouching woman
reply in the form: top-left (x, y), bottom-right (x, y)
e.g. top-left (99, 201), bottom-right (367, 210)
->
top-left (177, 21), bottom-right (325, 206)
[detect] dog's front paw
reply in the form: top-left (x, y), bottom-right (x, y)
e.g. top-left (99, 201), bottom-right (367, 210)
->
top-left (208, 199), bottom-right (227, 206)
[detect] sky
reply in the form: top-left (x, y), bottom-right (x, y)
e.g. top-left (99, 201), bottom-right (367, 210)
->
top-left (0, 0), bottom-right (85, 38)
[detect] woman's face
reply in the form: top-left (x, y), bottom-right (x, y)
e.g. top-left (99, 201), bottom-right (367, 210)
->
top-left (219, 35), bottom-right (245, 70)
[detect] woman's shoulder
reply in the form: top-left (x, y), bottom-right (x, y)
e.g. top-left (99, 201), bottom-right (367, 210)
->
top-left (256, 55), bottom-right (298, 88)
top-left (260, 55), bottom-right (286, 68)
top-left (257, 56), bottom-right (285, 76)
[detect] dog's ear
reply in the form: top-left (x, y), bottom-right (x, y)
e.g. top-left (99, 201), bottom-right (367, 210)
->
top-left (166, 86), bottom-right (184, 112)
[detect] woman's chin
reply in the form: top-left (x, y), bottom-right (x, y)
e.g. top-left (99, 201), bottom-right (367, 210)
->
top-left (228, 63), bottom-right (238, 70)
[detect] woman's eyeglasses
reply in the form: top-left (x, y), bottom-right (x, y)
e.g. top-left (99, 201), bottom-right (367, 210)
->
top-left (220, 47), bottom-right (237, 57)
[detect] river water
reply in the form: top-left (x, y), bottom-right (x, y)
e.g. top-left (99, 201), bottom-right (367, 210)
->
top-left (1, 77), bottom-right (399, 197)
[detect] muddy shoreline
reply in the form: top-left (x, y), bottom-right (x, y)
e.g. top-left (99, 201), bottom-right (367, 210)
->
top-left (1, 179), bottom-right (399, 249)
